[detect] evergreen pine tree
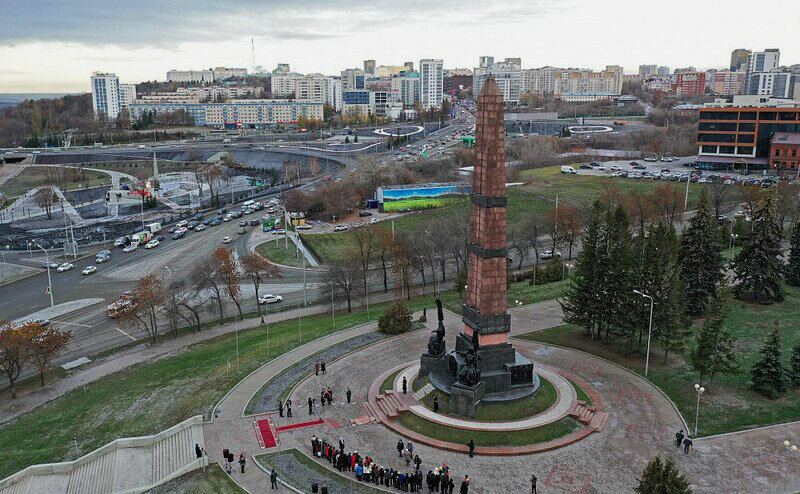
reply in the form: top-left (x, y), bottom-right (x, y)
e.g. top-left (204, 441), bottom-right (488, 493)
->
top-left (635, 456), bottom-right (692, 494)
top-left (561, 201), bottom-right (606, 340)
top-left (650, 223), bottom-right (692, 361)
top-left (789, 344), bottom-right (800, 387)
top-left (751, 324), bottom-right (788, 399)
top-left (688, 296), bottom-right (739, 384)
top-left (603, 205), bottom-right (636, 346)
top-left (732, 192), bottom-right (785, 304)
top-left (786, 224), bottom-right (800, 287)
top-left (679, 188), bottom-right (724, 316)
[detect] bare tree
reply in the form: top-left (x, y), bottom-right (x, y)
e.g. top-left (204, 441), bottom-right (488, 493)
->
top-left (165, 278), bottom-right (204, 333)
top-left (117, 273), bottom-right (166, 343)
top-left (192, 259), bottom-right (225, 325)
top-left (708, 183), bottom-right (737, 220)
top-left (348, 226), bottom-right (377, 300)
top-left (34, 187), bottom-right (57, 219)
top-left (321, 253), bottom-right (362, 312)
top-left (213, 247), bottom-right (243, 320)
top-left (241, 252), bottom-right (282, 321)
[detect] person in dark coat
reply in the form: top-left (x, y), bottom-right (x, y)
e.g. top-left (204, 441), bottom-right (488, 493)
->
top-left (675, 429), bottom-right (685, 448)
top-left (448, 478), bottom-right (455, 494)
top-left (460, 476), bottom-right (469, 494)
top-left (321, 390), bottom-right (326, 407)
top-left (308, 397), bottom-right (314, 415)
top-left (239, 453), bottom-right (246, 473)
top-left (397, 438), bottom-right (405, 457)
top-left (531, 474), bottom-right (537, 494)
top-left (683, 436), bottom-right (693, 454)
top-left (321, 361), bottom-right (327, 373)
top-left (315, 361), bottom-right (320, 376)
top-left (467, 439), bottom-right (475, 458)
top-left (270, 468), bottom-right (278, 489)
top-left (278, 399), bottom-right (284, 417)
top-left (403, 376), bottom-right (408, 394)
top-left (195, 443), bottom-right (202, 459)
top-left (286, 399), bottom-right (292, 417)
top-left (433, 395), bottom-right (439, 413)
top-left (346, 388), bottom-right (352, 403)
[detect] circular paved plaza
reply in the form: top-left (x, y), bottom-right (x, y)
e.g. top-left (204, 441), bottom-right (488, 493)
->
top-left (205, 307), bottom-right (800, 493)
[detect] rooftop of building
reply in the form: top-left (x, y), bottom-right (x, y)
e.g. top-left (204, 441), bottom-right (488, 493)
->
top-left (703, 95), bottom-right (800, 109)
top-left (772, 133), bottom-right (800, 145)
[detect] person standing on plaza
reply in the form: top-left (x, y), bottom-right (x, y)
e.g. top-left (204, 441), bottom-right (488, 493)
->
top-left (327, 387), bottom-right (333, 404)
top-left (286, 399), bottom-right (292, 417)
top-left (270, 468), bottom-right (278, 489)
top-left (403, 376), bottom-right (408, 394)
top-left (278, 399), bottom-right (284, 417)
top-left (321, 389), bottom-right (326, 407)
top-left (460, 476), bottom-right (469, 494)
top-left (346, 388), bottom-right (352, 403)
top-left (433, 395), bottom-right (439, 413)
top-left (315, 361), bottom-right (320, 376)
top-left (339, 436), bottom-right (345, 451)
top-left (321, 361), bottom-right (327, 374)
top-left (397, 438), bottom-right (405, 457)
top-left (683, 435), bottom-right (693, 454)
top-left (308, 396), bottom-right (314, 415)
top-left (530, 474), bottom-right (537, 494)
top-left (239, 453), bottom-right (246, 473)
top-left (467, 439), bottom-right (475, 458)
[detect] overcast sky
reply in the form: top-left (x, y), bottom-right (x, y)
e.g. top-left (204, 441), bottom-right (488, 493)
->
top-left (1, 0), bottom-right (798, 93)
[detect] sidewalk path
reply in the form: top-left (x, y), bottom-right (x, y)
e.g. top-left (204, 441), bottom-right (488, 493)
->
top-left (12, 298), bottom-right (104, 325)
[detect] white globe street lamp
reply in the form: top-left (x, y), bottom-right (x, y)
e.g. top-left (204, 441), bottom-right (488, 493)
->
top-left (693, 383), bottom-right (705, 436)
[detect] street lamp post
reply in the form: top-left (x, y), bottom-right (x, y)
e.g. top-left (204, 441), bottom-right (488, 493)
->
top-left (783, 440), bottom-right (798, 491)
top-left (633, 289), bottom-right (654, 377)
top-left (729, 233), bottom-right (738, 258)
top-left (31, 240), bottom-right (54, 308)
top-left (693, 383), bottom-right (705, 436)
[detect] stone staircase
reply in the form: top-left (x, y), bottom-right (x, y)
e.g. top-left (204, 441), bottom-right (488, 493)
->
top-left (568, 400), bottom-right (609, 431)
top-left (0, 416), bottom-right (206, 494)
top-left (413, 383), bottom-right (434, 401)
top-left (364, 390), bottom-right (411, 421)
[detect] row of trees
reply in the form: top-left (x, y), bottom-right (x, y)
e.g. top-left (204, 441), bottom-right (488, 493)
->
top-left (117, 249), bottom-right (281, 343)
top-left (0, 320), bottom-right (72, 398)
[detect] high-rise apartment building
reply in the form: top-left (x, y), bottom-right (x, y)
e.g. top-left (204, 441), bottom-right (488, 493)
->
top-left (91, 72), bottom-right (122, 119)
top-left (730, 49), bottom-right (751, 71)
top-left (479, 56), bottom-right (494, 69)
top-left (657, 66), bottom-right (671, 76)
top-left (391, 72), bottom-right (420, 108)
top-left (473, 61), bottom-right (521, 104)
top-left (119, 84), bottom-right (137, 110)
top-left (522, 66), bottom-right (561, 95)
top-left (504, 58), bottom-right (522, 68)
top-left (748, 72), bottom-right (794, 98)
top-left (271, 75), bottom-right (328, 103)
top-left (639, 65), bottom-right (658, 77)
top-left (364, 60), bottom-right (376, 75)
top-left (711, 71), bottom-right (746, 96)
top-left (746, 49), bottom-right (780, 93)
top-left (404, 62), bottom-right (414, 72)
top-left (674, 72), bottom-right (706, 96)
top-left (420, 59), bottom-right (444, 110)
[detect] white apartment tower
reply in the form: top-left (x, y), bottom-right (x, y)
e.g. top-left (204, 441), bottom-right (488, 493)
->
top-left (90, 72), bottom-right (122, 119)
top-left (420, 59), bottom-right (444, 110)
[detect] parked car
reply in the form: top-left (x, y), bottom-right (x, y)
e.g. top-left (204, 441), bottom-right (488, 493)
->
top-left (579, 164), bottom-right (592, 170)
top-left (258, 294), bottom-right (283, 305)
top-left (82, 266), bottom-right (97, 275)
top-left (333, 224), bottom-right (348, 232)
top-left (560, 165), bottom-right (577, 174)
top-left (222, 236), bottom-right (233, 244)
top-left (644, 157), bottom-right (658, 162)
top-left (297, 224), bottom-right (312, 230)
top-left (57, 262), bottom-right (74, 272)
top-left (359, 211), bottom-right (373, 217)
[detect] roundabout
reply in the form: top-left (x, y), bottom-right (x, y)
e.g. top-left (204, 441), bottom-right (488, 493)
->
top-left (372, 125), bottom-right (425, 137)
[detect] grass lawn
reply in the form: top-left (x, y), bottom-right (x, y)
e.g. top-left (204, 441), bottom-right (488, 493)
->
top-left (570, 379), bottom-right (593, 406)
top-left (722, 246), bottom-right (741, 262)
top-left (382, 197), bottom-right (465, 212)
top-left (519, 285), bottom-right (800, 436)
top-left (146, 465), bottom-right (246, 494)
top-left (3, 167), bottom-right (110, 197)
top-left (257, 449), bottom-right (385, 494)
top-left (437, 279), bottom-right (566, 314)
top-left (0, 298), bottom-right (432, 480)
top-left (381, 369), bottom-right (403, 393)
top-left (418, 376), bottom-right (558, 422)
top-left (395, 413), bottom-right (581, 447)
top-left (256, 238), bottom-right (304, 267)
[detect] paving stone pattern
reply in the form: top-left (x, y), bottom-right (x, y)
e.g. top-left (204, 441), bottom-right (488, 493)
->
top-left (259, 451), bottom-right (385, 494)
top-left (249, 331), bottom-right (390, 414)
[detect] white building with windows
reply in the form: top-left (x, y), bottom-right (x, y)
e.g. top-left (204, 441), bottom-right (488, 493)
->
top-left (90, 72), bottom-right (122, 119)
top-left (166, 69), bottom-right (214, 84)
top-left (119, 84), bottom-right (137, 110)
top-left (473, 61), bottom-right (522, 104)
top-left (391, 72), bottom-right (420, 108)
top-left (213, 67), bottom-right (247, 80)
top-left (420, 59), bottom-right (443, 110)
top-left (128, 99), bottom-right (323, 127)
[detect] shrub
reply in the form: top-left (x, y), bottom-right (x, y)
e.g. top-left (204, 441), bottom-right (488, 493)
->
top-left (378, 300), bottom-right (412, 335)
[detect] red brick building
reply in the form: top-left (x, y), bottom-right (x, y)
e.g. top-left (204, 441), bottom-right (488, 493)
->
top-left (770, 132), bottom-right (800, 171)
top-left (675, 71), bottom-right (706, 96)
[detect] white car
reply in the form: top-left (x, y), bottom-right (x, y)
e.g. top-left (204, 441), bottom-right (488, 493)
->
top-left (273, 229), bottom-right (286, 235)
top-left (82, 266), bottom-right (97, 275)
top-left (540, 250), bottom-right (561, 260)
top-left (194, 224), bottom-right (206, 231)
top-left (610, 164), bottom-right (622, 171)
top-left (137, 145), bottom-right (146, 149)
top-left (123, 244), bottom-right (138, 253)
top-left (258, 294), bottom-right (283, 305)
top-left (57, 262), bottom-right (74, 272)
top-left (296, 224), bottom-right (312, 230)
top-left (370, 218), bottom-right (380, 224)
top-left (222, 236), bottom-right (233, 244)
top-left (114, 237), bottom-right (127, 247)
top-left (145, 240), bottom-right (159, 249)
top-left (333, 225), bottom-right (348, 232)
top-left (95, 255), bottom-right (111, 263)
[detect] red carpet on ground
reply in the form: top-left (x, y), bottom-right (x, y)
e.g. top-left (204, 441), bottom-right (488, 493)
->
top-left (276, 418), bottom-right (325, 432)
top-left (257, 419), bottom-right (278, 448)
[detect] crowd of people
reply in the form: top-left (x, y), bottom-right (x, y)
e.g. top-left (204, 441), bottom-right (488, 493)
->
top-left (310, 435), bottom-right (471, 493)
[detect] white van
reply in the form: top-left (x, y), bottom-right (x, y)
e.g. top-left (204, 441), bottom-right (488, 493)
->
top-left (242, 200), bottom-right (255, 208)
top-left (560, 165), bottom-right (577, 174)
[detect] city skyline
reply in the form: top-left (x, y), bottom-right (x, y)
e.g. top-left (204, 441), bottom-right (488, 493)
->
top-left (2, 0), bottom-right (800, 92)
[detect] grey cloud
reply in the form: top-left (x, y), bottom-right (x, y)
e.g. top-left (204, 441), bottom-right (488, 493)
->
top-left (2, 0), bottom-right (563, 47)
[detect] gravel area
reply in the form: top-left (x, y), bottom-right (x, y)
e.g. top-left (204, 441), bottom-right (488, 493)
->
top-left (248, 331), bottom-right (389, 414)
top-left (258, 450), bottom-right (385, 494)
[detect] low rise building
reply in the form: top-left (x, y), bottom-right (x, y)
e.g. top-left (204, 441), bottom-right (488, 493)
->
top-left (559, 92), bottom-right (617, 102)
top-left (675, 71), bottom-right (706, 96)
top-left (129, 99), bottom-right (323, 128)
top-left (166, 69), bottom-right (215, 84)
top-left (770, 132), bottom-right (800, 171)
top-left (213, 67), bottom-right (247, 80)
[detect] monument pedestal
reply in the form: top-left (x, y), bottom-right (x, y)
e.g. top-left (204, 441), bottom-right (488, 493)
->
top-left (420, 352), bottom-right (449, 377)
top-left (449, 382), bottom-right (485, 419)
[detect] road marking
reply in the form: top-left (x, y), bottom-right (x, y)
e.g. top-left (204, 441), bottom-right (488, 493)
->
top-left (53, 321), bottom-right (93, 328)
top-left (115, 326), bottom-right (138, 341)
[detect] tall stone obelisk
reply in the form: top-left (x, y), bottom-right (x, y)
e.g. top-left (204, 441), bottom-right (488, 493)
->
top-left (456, 76), bottom-right (533, 397)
